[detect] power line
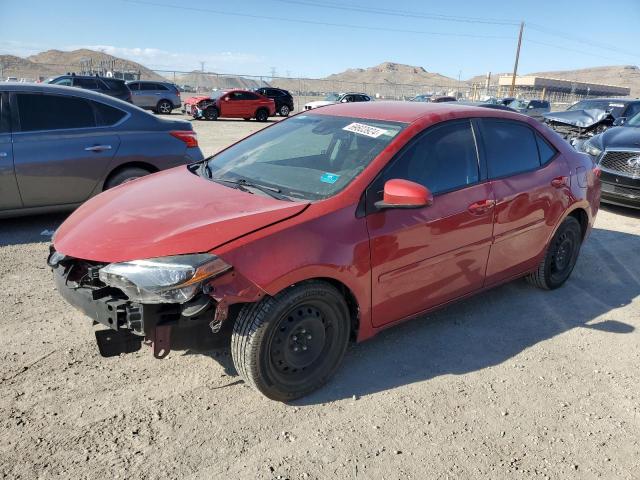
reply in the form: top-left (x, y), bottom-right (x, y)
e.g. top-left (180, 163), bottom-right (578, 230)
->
top-left (527, 23), bottom-right (639, 60)
top-left (525, 37), bottom-right (636, 63)
top-left (273, 0), bottom-right (520, 26)
top-left (123, 0), bottom-right (515, 40)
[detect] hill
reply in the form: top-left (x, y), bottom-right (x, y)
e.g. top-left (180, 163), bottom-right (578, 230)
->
top-left (0, 49), bottom-right (167, 82)
top-left (529, 65), bottom-right (640, 97)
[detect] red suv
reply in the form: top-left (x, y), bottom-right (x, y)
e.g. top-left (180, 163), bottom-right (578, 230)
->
top-left (182, 89), bottom-right (275, 121)
top-left (50, 102), bottom-right (600, 400)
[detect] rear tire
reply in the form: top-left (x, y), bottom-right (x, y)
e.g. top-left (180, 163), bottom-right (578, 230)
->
top-left (231, 281), bottom-right (350, 401)
top-left (243, 117), bottom-right (251, 121)
top-left (104, 167), bottom-right (151, 190)
top-left (204, 106), bottom-right (219, 121)
top-left (255, 108), bottom-right (269, 122)
top-left (156, 100), bottom-right (173, 114)
top-left (526, 216), bottom-right (582, 290)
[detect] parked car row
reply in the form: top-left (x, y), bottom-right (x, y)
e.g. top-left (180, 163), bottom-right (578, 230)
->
top-left (304, 92), bottom-right (372, 110)
top-left (182, 89), bottom-right (276, 121)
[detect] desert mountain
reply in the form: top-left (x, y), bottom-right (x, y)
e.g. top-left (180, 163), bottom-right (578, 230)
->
top-left (1, 49), bottom-right (166, 81)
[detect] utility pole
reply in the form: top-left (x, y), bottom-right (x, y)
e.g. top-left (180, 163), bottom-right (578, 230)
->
top-left (510, 21), bottom-right (524, 97)
top-left (269, 67), bottom-right (277, 79)
top-left (200, 61), bottom-right (205, 72)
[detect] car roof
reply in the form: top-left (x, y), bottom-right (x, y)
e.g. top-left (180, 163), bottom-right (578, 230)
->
top-left (1, 82), bottom-right (133, 106)
top-left (309, 100), bottom-right (527, 124)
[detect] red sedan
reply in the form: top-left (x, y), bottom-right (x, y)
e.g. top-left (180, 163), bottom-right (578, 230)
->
top-left (182, 89), bottom-right (276, 121)
top-left (50, 102), bottom-right (600, 400)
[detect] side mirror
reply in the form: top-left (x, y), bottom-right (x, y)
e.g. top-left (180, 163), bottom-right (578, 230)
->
top-left (374, 179), bottom-right (433, 210)
top-left (223, 96), bottom-right (229, 101)
top-left (613, 117), bottom-right (627, 126)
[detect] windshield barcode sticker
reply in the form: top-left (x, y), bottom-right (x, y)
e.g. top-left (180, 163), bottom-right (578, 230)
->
top-left (343, 122), bottom-right (388, 138)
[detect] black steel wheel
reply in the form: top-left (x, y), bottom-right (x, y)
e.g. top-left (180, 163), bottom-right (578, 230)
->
top-left (156, 99), bottom-right (173, 114)
top-left (231, 281), bottom-right (351, 401)
top-left (279, 104), bottom-right (290, 116)
top-left (204, 106), bottom-right (219, 121)
top-left (527, 216), bottom-right (582, 290)
top-left (255, 108), bottom-right (269, 122)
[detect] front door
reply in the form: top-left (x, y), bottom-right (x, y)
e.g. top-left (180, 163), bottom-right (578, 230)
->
top-left (477, 118), bottom-right (568, 285)
top-left (0, 92), bottom-right (22, 210)
top-left (366, 119), bottom-right (495, 327)
top-left (11, 92), bottom-right (119, 207)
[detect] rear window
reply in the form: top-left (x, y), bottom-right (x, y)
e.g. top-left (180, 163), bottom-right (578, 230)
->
top-left (93, 101), bottom-right (127, 126)
top-left (74, 77), bottom-right (100, 90)
top-left (17, 93), bottom-right (96, 132)
top-left (481, 119), bottom-right (540, 178)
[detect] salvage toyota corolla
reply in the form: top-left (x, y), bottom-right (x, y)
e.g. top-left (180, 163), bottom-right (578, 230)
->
top-left (50, 102), bottom-right (600, 400)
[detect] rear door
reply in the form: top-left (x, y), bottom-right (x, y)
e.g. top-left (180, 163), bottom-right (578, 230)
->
top-left (366, 119), bottom-right (494, 327)
top-left (478, 118), bottom-right (566, 285)
top-left (0, 92), bottom-right (22, 210)
top-left (137, 82), bottom-right (164, 108)
top-left (11, 92), bottom-right (121, 207)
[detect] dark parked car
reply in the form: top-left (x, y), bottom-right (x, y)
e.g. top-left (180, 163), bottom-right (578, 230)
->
top-left (48, 74), bottom-right (133, 103)
top-left (430, 95), bottom-right (457, 103)
top-left (126, 80), bottom-right (181, 114)
top-left (50, 101), bottom-right (599, 400)
top-left (507, 99), bottom-right (550, 120)
top-left (456, 101), bottom-right (517, 112)
top-left (254, 87), bottom-right (294, 117)
top-left (579, 112), bottom-right (640, 209)
top-left (0, 84), bottom-right (204, 218)
top-left (544, 98), bottom-right (640, 142)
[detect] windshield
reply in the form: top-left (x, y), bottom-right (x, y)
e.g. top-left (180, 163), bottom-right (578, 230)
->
top-left (324, 93), bottom-right (340, 102)
top-left (507, 99), bottom-right (528, 109)
top-left (567, 100), bottom-right (626, 116)
top-left (210, 90), bottom-right (228, 99)
top-left (626, 112), bottom-right (640, 127)
top-left (206, 114), bottom-right (405, 200)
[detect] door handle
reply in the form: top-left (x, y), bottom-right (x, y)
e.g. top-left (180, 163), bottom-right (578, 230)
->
top-left (84, 145), bottom-right (112, 152)
top-left (468, 199), bottom-right (496, 215)
top-left (551, 176), bottom-right (569, 188)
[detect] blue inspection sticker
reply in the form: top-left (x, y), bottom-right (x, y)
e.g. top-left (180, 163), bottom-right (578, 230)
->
top-left (320, 172), bottom-right (340, 184)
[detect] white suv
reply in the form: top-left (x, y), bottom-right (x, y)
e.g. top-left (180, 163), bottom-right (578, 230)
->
top-left (304, 92), bottom-right (371, 110)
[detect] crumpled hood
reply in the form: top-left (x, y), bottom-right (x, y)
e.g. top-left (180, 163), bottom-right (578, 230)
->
top-left (543, 108), bottom-right (612, 128)
top-left (54, 167), bottom-right (309, 263)
top-left (184, 96), bottom-right (210, 105)
top-left (305, 101), bottom-right (335, 109)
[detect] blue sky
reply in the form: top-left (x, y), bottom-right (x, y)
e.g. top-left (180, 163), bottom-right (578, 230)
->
top-left (1, 0), bottom-right (639, 79)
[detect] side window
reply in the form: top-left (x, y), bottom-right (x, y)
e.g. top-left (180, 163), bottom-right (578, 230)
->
top-left (16, 94), bottom-right (96, 132)
top-left (374, 121), bottom-right (479, 197)
top-left (238, 92), bottom-right (259, 100)
top-left (482, 119), bottom-right (540, 178)
top-left (74, 78), bottom-right (100, 90)
top-left (229, 92), bottom-right (242, 101)
top-left (0, 95), bottom-right (8, 133)
top-left (52, 77), bottom-right (72, 86)
top-left (93, 101), bottom-right (127, 126)
top-left (128, 82), bottom-right (139, 91)
top-left (101, 79), bottom-right (125, 91)
top-left (536, 133), bottom-right (557, 164)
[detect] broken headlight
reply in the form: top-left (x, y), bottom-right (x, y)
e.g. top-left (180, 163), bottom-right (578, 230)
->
top-left (99, 253), bottom-right (231, 304)
top-left (580, 139), bottom-right (602, 158)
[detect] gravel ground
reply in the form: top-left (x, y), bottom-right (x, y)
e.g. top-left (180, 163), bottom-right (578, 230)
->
top-left (1, 114), bottom-right (639, 480)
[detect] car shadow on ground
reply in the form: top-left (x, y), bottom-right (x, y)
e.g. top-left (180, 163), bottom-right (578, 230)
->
top-left (0, 213), bottom-right (68, 247)
top-left (190, 226), bottom-right (638, 404)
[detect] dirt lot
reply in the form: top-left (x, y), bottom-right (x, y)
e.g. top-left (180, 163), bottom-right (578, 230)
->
top-left (1, 114), bottom-right (639, 480)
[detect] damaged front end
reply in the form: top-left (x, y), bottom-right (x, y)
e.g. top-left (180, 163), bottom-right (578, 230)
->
top-left (48, 248), bottom-right (264, 359)
top-left (543, 108), bottom-right (614, 144)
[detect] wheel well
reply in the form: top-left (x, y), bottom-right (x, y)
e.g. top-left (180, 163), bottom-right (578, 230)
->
top-left (256, 107), bottom-right (268, 114)
top-left (103, 162), bottom-right (158, 190)
top-left (315, 277), bottom-right (360, 339)
top-left (157, 98), bottom-right (173, 106)
top-left (568, 208), bottom-right (589, 240)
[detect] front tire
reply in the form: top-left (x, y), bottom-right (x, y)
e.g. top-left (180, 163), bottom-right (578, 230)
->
top-left (231, 281), bottom-right (351, 401)
top-left (527, 216), bottom-right (582, 290)
top-left (204, 106), bottom-right (219, 121)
